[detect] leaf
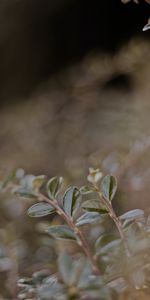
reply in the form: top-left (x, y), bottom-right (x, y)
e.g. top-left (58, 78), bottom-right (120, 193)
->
top-left (18, 278), bottom-right (35, 288)
top-left (14, 174), bottom-right (38, 199)
top-left (63, 186), bottom-right (81, 217)
top-left (122, 215), bottom-right (145, 229)
top-left (33, 270), bottom-right (51, 283)
top-left (58, 254), bottom-right (73, 284)
top-left (69, 257), bottom-right (89, 286)
top-left (32, 175), bottom-right (46, 192)
top-left (95, 234), bottom-right (121, 255)
top-left (47, 225), bottom-right (76, 240)
top-left (101, 175), bottom-right (117, 201)
top-left (15, 187), bottom-right (38, 199)
top-left (80, 186), bottom-right (94, 195)
top-left (76, 212), bottom-right (103, 226)
top-left (38, 280), bottom-right (66, 300)
top-left (47, 176), bottom-right (63, 199)
top-left (131, 270), bottom-right (145, 288)
top-left (79, 273), bottom-right (101, 290)
top-left (119, 209), bottom-right (144, 221)
top-left (82, 199), bottom-right (108, 213)
top-left (143, 18), bottom-right (150, 32)
top-left (28, 202), bottom-right (55, 217)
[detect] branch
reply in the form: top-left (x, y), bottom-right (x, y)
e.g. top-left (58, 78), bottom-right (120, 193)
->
top-left (38, 193), bottom-right (101, 275)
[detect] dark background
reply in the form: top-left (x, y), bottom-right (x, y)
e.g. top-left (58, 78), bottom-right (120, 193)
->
top-left (0, 0), bottom-right (149, 100)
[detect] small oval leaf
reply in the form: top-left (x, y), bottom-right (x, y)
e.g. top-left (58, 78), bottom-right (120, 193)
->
top-left (15, 187), bottom-right (38, 199)
top-left (28, 202), bottom-right (55, 218)
top-left (82, 199), bottom-right (108, 213)
top-left (63, 187), bottom-right (81, 217)
top-left (58, 254), bottom-right (73, 284)
top-left (47, 176), bottom-right (63, 199)
top-left (101, 175), bottom-right (117, 201)
top-left (119, 209), bottom-right (144, 221)
top-left (80, 186), bottom-right (94, 195)
top-left (76, 212), bottom-right (103, 226)
top-left (47, 225), bottom-right (76, 240)
top-left (95, 234), bottom-right (121, 255)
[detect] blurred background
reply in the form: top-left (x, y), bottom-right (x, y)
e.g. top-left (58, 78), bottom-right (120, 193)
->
top-left (0, 0), bottom-right (150, 298)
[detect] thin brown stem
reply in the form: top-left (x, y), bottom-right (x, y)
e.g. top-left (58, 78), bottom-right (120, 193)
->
top-left (94, 185), bottom-right (130, 256)
top-left (38, 193), bottom-right (101, 275)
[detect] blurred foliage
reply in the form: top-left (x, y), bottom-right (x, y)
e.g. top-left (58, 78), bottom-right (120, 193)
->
top-left (1, 168), bottom-right (150, 299)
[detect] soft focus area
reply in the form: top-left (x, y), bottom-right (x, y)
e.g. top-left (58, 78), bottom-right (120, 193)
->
top-left (0, 0), bottom-right (150, 298)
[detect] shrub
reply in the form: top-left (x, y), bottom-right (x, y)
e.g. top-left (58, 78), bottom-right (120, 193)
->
top-left (5, 168), bottom-right (149, 300)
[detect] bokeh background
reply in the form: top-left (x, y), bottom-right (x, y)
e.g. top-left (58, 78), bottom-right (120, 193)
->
top-left (0, 0), bottom-right (150, 298)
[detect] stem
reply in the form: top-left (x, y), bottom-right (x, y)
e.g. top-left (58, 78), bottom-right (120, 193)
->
top-left (94, 185), bottom-right (130, 256)
top-left (38, 193), bottom-right (101, 275)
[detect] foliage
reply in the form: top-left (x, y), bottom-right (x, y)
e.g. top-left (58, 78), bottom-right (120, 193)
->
top-left (2, 167), bottom-right (150, 300)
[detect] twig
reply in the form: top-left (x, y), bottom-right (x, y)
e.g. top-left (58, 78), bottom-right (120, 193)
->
top-left (94, 184), bottom-right (130, 257)
top-left (38, 193), bottom-right (101, 275)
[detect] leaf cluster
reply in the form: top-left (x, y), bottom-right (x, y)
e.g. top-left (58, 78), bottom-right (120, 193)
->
top-left (9, 168), bottom-right (150, 300)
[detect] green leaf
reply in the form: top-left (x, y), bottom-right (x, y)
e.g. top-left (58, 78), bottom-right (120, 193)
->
top-left (95, 234), bottom-right (121, 255)
top-left (71, 257), bottom-right (94, 288)
top-left (14, 174), bottom-right (38, 199)
top-left (15, 187), bottom-right (38, 199)
top-left (131, 270), bottom-right (145, 288)
top-left (76, 212), bottom-right (103, 226)
top-left (119, 209), bottom-right (144, 221)
top-left (82, 199), bottom-right (108, 213)
top-left (79, 279), bottom-right (104, 294)
top-left (32, 175), bottom-right (46, 192)
top-left (27, 202), bottom-right (55, 217)
top-left (58, 254), bottom-right (73, 284)
top-left (33, 270), bottom-right (51, 283)
top-left (38, 280), bottom-right (66, 300)
top-left (18, 278), bottom-right (35, 288)
top-left (80, 186), bottom-right (94, 195)
top-left (47, 176), bottom-right (63, 199)
top-left (63, 186), bottom-right (81, 217)
top-left (120, 210), bottom-right (145, 229)
top-left (101, 175), bottom-right (117, 201)
top-left (47, 225), bottom-right (76, 240)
